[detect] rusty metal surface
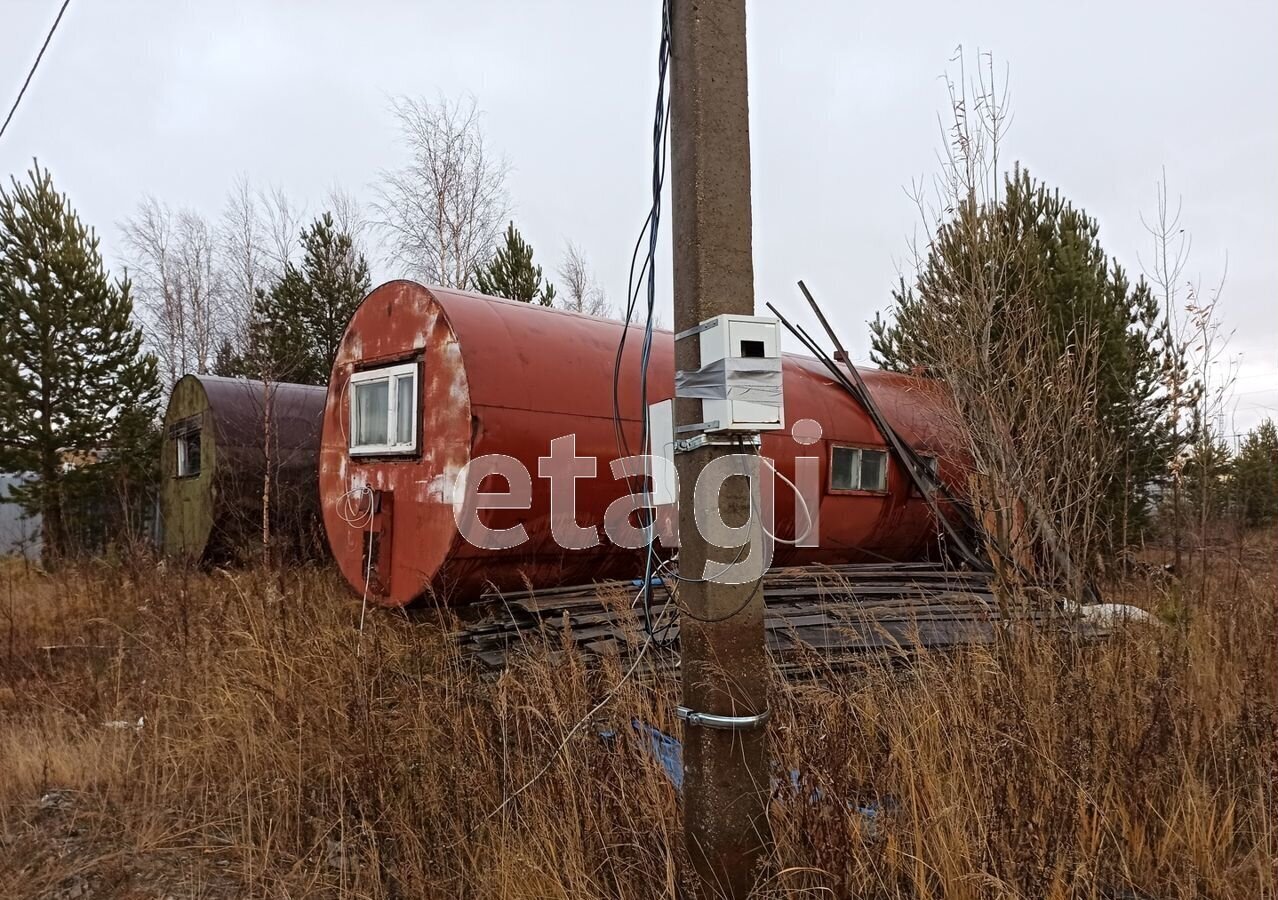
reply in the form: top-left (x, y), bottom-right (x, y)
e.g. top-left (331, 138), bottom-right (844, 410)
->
top-left (319, 281), bottom-right (970, 607)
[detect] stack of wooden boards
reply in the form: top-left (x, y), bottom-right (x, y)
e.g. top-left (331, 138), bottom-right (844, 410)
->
top-left (455, 562), bottom-right (1109, 675)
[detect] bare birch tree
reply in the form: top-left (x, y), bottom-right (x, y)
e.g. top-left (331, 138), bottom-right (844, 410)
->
top-left (326, 184), bottom-right (369, 253)
top-left (1139, 172), bottom-right (1210, 569)
top-left (219, 176), bottom-right (271, 350)
top-left (259, 184), bottom-right (302, 278)
top-left (218, 179), bottom-right (307, 556)
top-left (215, 179), bottom-right (279, 556)
top-left (374, 95), bottom-right (509, 288)
top-left (121, 197), bottom-right (226, 387)
top-left (218, 177), bottom-right (304, 354)
top-left (1185, 273), bottom-right (1234, 562)
top-left (556, 242), bottom-right (611, 317)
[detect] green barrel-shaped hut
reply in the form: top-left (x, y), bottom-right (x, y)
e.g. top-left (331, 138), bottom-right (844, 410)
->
top-left (161, 374), bottom-right (328, 561)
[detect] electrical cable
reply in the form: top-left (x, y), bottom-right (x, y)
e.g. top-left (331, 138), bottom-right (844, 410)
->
top-left (612, 0), bottom-right (673, 639)
top-left (658, 539), bottom-right (751, 585)
top-left (611, 0), bottom-right (788, 632)
top-left (479, 582), bottom-right (657, 825)
top-left (336, 485), bottom-right (374, 529)
top-left (667, 565), bottom-right (766, 624)
top-left (655, 439), bottom-right (766, 623)
top-left (0, 0), bottom-right (72, 142)
top-left (611, 13), bottom-right (672, 465)
top-left (640, 561), bottom-right (681, 648)
top-left (757, 452), bottom-right (815, 546)
top-left (653, 441), bottom-right (895, 619)
top-left (337, 485), bottom-right (376, 649)
top-left (357, 524), bottom-right (374, 649)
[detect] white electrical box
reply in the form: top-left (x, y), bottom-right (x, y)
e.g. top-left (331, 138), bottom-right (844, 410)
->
top-left (646, 399), bottom-right (677, 505)
top-left (676, 314), bottom-right (784, 433)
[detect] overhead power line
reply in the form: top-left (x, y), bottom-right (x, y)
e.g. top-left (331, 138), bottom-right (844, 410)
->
top-left (0, 0), bottom-right (72, 142)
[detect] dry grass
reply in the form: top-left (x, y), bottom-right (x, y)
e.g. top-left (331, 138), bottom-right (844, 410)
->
top-left (0, 536), bottom-right (1274, 899)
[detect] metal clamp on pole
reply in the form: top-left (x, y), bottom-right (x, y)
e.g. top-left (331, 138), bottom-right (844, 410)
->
top-left (674, 432), bottom-right (760, 454)
top-left (675, 705), bottom-right (771, 731)
top-left (674, 420), bottom-right (721, 435)
top-left (674, 318), bottom-right (721, 342)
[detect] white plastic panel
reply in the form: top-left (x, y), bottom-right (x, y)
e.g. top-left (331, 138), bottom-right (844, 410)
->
top-left (646, 399), bottom-right (677, 505)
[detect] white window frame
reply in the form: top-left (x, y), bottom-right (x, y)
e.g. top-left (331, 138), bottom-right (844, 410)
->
top-left (829, 445), bottom-right (889, 493)
top-left (348, 361), bottom-right (419, 456)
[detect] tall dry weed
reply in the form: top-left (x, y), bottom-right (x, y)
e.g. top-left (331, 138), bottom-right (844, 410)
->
top-left (1, 538), bottom-right (1274, 898)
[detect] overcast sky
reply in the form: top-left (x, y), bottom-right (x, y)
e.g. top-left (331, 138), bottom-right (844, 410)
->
top-left (2, 0), bottom-right (1275, 434)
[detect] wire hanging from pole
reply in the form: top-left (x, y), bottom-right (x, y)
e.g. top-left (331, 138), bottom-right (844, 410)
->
top-left (612, 0), bottom-right (673, 640)
top-left (0, 0), bottom-right (72, 142)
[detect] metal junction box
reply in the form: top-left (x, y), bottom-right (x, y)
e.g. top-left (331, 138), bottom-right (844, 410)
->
top-left (675, 314), bottom-right (785, 433)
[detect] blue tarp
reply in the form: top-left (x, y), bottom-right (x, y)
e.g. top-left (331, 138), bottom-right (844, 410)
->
top-left (601, 719), bottom-right (884, 829)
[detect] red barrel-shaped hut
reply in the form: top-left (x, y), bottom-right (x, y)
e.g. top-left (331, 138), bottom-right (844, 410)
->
top-left (319, 280), bottom-right (964, 607)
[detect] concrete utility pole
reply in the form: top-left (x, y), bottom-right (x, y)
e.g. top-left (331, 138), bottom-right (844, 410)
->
top-left (669, 1), bottom-right (771, 896)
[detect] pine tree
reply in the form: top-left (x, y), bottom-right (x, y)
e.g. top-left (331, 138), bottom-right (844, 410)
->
top-left (1231, 419), bottom-right (1278, 526)
top-left (58, 403), bottom-right (162, 554)
top-left (243, 212), bottom-right (370, 385)
top-left (870, 167), bottom-right (1185, 546)
top-left (1180, 428), bottom-right (1233, 525)
top-left (473, 222), bottom-right (557, 306)
top-left (212, 336), bottom-right (247, 378)
top-left (0, 163), bottom-right (160, 564)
